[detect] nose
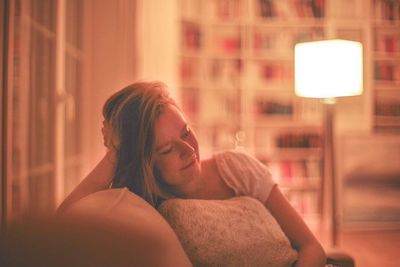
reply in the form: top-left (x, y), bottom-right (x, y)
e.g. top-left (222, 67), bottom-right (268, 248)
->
top-left (177, 140), bottom-right (195, 159)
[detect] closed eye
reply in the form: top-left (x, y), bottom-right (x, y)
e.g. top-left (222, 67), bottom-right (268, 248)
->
top-left (161, 145), bottom-right (173, 155)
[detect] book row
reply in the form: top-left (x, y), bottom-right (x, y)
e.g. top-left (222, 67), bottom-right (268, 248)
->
top-left (275, 133), bottom-right (321, 148)
top-left (374, 32), bottom-right (400, 54)
top-left (181, 0), bottom-right (326, 20)
top-left (266, 159), bottom-right (321, 181)
top-left (180, 58), bottom-right (294, 85)
top-left (258, 0), bottom-right (325, 19)
top-left (373, 0), bottom-right (400, 21)
top-left (374, 62), bottom-right (400, 81)
top-left (181, 25), bottom-right (326, 54)
top-left (255, 100), bottom-right (293, 116)
top-left (375, 101), bottom-right (400, 116)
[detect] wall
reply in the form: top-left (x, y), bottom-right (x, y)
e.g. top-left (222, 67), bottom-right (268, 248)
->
top-left (82, 0), bottom-right (179, 174)
top-left (82, 0), bottom-right (138, 173)
top-left (136, 0), bottom-right (179, 99)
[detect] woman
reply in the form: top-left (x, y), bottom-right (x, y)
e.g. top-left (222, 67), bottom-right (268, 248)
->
top-left (58, 81), bottom-right (326, 267)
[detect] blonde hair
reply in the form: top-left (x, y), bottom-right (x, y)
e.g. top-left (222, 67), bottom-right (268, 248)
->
top-left (103, 81), bottom-right (177, 206)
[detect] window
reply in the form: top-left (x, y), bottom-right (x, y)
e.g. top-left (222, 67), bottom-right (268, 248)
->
top-left (5, 0), bottom-right (86, 219)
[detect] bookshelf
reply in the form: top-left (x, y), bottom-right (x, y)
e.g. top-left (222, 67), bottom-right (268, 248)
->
top-left (178, 0), bottom-right (399, 225)
top-left (371, 0), bottom-right (400, 132)
top-left (178, 0), bottom-right (331, 223)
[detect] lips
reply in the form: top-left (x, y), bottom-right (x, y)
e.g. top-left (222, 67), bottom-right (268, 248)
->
top-left (181, 154), bottom-right (197, 170)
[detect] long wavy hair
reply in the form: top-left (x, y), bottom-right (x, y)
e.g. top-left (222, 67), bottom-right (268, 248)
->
top-left (102, 81), bottom-right (177, 206)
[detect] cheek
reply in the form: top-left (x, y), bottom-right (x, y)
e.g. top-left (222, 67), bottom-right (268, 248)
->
top-left (155, 156), bottom-right (180, 176)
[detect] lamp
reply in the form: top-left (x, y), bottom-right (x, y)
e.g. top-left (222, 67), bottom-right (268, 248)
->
top-left (294, 39), bottom-right (363, 246)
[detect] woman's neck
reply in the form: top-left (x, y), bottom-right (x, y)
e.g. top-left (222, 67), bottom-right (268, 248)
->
top-left (186, 157), bottom-right (226, 199)
top-left (171, 158), bottom-right (214, 199)
top-left (196, 157), bottom-right (235, 200)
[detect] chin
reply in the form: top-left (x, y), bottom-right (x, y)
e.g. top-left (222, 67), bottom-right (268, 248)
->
top-left (186, 163), bottom-right (201, 178)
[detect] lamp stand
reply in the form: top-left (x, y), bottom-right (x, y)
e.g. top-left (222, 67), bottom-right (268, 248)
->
top-left (322, 98), bottom-right (338, 247)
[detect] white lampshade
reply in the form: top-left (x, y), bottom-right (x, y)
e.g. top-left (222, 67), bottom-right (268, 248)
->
top-left (294, 39), bottom-right (363, 98)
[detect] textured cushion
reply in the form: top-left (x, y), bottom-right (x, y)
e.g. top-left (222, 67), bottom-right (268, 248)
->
top-left (158, 196), bottom-right (298, 267)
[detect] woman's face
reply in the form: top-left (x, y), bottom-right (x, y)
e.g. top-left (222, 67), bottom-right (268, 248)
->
top-left (152, 104), bottom-right (201, 188)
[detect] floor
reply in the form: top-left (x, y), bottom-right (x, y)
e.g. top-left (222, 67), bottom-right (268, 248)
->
top-left (335, 230), bottom-right (400, 267)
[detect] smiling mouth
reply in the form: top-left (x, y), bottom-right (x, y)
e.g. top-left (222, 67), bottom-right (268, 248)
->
top-left (181, 155), bottom-right (197, 170)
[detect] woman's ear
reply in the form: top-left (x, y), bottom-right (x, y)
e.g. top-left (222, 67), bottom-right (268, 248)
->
top-left (102, 120), bottom-right (120, 150)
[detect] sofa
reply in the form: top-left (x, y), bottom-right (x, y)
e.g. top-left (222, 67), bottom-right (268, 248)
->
top-left (0, 188), bottom-right (354, 267)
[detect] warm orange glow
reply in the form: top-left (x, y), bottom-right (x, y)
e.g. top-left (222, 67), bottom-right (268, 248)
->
top-left (295, 39), bottom-right (363, 98)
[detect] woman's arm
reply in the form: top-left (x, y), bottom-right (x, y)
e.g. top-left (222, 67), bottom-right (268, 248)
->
top-left (57, 150), bottom-right (116, 213)
top-left (265, 185), bottom-right (326, 267)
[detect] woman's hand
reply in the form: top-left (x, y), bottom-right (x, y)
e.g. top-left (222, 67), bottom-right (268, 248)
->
top-left (57, 120), bottom-right (117, 214)
top-left (265, 186), bottom-right (326, 267)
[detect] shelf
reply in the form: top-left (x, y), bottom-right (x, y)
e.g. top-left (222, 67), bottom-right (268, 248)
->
top-left (372, 1), bottom-right (400, 130)
top-left (179, 52), bottom-right (204, 58)
top-left (278, 178), bottom-right (320, 192)
top-left (250, 18), bottom-right (325, 28)
top-left (201, 20), bottom-right (245, 27)
top-left (373, 53), bottom-right (400, 60)
top-left (270, 148), bottom-right (322, 159)
top-left (243, 55), bottom-right (294, 61)
top-left (374, 116), bottom-right (400, 126)
top-left (374, 80), bottom-right (400, 88)
top-left (177, 0), bottom-right (396, 221)
top-left (372, 20), bottom-right (400, 28)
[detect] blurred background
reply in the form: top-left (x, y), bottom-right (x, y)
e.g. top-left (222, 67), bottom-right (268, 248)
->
top-left (1, 0), bottom-right (400, 266)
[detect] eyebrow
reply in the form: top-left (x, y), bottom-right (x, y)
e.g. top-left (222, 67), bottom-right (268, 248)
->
top-left (155, 124), bottom-right (188, 152)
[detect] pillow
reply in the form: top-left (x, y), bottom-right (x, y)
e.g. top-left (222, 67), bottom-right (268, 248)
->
top-left (158, 196), bottom-right (298, 267)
